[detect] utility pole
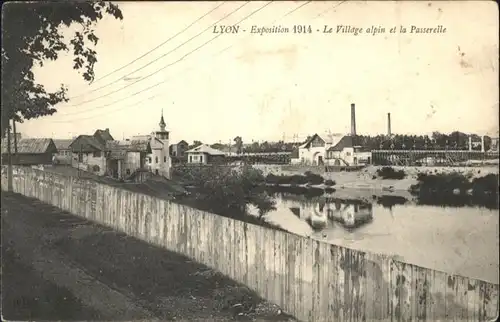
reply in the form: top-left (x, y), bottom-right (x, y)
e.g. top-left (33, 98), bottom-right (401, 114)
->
top-left (13, 119), bottom-right (18, 154)
top-left (79, 144), bottom-right (83, 178)
top-left (6, 120), bottom-right (13, 191)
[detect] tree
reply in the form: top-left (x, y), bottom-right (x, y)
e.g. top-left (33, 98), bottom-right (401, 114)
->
top-left (1, 1), bottom-right (123, 137)
top-left (233, 136), bottom-right (243, 154)
top-left (188, 140), bottom-right (203, 149)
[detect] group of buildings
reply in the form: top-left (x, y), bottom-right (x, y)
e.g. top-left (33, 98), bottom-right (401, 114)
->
top-left (1, 110), bottom-right (253, 180)
top-left (0, 104), bottom-right (393, 178)
top-left (3, 103), bottom-right (497, 176)
top-left (291, 104), bottom-right (372, 166)
top-left (1, 112), bottom-right (187, 180)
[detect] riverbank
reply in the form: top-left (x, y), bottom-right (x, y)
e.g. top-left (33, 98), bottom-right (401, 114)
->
top-left (263, 165), bottom-right (498, 208)
top-left (263, 165), bottom-right (498, 191)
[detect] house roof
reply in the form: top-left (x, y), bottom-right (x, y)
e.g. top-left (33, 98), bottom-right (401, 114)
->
top-left (131, 135), bottom-right (164, 149)
top-left (53, 139), bottom-right (73, 150)
top-left (132, 135), bottom-right (151, 141)
top-left (1, 138), bottom-right (57, 154)
top-left (177, 140), bottom-right (188, 145)
top-left (299, 133), bottom-right (325, 148)
top-left (105, 140), bottom-right (152, 153)
top-left (327, 135), bottom-right (368, 152)
top-left (299, 132), bottom-right (344, 149)
top-left (185, 144), bottom-right (225, 156)
top-left (108, 150), bottom-right (127, 160)
top-left (93, 128), bottom-right (114, 143)
top-left (70, 135), bottom-right (106, 152)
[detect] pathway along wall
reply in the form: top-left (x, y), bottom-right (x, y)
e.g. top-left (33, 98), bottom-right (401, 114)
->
top-left (2, 166), bottom-right (498, 322)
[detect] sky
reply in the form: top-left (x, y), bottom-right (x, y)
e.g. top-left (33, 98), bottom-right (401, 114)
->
top-left (17, 1), bottom-right (499, 144)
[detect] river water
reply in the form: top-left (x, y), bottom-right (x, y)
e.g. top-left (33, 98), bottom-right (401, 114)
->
top-left (260, 192), bottom-right (499, 284)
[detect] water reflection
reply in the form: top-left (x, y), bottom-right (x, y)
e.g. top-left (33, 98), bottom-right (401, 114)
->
top-left (263, 190), bottom-right (499, 283)
top-left (267, 193), bottom-right (374, 231)
top-left (375, 195), bottom-right (408, 210)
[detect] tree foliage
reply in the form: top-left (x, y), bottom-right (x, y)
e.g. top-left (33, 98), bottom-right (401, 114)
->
top-left (172, 164), bottom-right (276, 216)
top-left (354, 132), bottom-right (492, 151)
top-left (1, 1), bottom-right (123, 137)
top-left (233, 136), bottom-right (243, 154)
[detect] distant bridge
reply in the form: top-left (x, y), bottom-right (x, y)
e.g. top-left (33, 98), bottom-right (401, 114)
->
top-left (225, 151), bottom-right (292, 164)
top-left (371, 150), bottom-right (499, 166)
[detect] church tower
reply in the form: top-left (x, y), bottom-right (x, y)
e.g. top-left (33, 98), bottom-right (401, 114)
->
top-left (156, 109), bottom-right (168, 140)
top-left (152, 109), bottom-right (170, 178)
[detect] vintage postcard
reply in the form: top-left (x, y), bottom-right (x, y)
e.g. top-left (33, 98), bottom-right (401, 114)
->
top-left (1, 1), bottom-right (498, 321)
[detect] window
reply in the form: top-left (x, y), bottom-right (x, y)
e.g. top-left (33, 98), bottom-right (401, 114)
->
top-left (164, 156), bottom-right (166, 162)
top-left (189, 156), bottom-right (193, 163)
top-left (148, 157), bottom-right (152, 163)
top-left (93, 151), bottom-right (101, 158)
top-left (126, 169), bottom-right (131, 175)
top-left (346, 152), bottom-right (351, 156)
top-left (78, 153), bottom-right (83, 162)
top-left (155, 156), bottom-right (158, 163)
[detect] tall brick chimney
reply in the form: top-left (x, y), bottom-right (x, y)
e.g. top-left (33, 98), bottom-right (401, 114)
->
top-left (350, 103), bottom-right (356, 136)
top-left (387, 113), bottom-right (392, 136)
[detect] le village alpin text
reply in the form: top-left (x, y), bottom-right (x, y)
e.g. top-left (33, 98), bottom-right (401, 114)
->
top-left (213, 24), bottom-right (446, 36)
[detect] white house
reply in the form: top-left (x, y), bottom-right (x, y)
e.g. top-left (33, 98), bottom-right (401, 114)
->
top-left (185, 144), bottom-right (226, 164)
top-left (133, 111), bottom-right (171, 178)
top-left (53, 139), bottom-right (74, 165)
top-left (326, 135), bottom-right (372, 166)
top-left (105, 139), bottom-right (151, 179)
top-left (69, 136), bottom-right (107, 175)
top-left (296, 132), bottom-right (344, 165)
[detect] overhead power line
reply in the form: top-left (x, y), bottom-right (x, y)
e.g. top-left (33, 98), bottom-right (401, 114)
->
top-left (51, 1), bottom-right (347, 123)
top-left (54, 1), bottom-right (274, 119)
top-left (67, 1), bottom-right (249, 104)
top-left (84, 1), bottom-right (227, 88)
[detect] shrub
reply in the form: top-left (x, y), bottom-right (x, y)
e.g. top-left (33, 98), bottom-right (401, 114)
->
top-left (265, 173), bottom-right (280, 185)
top-left (410, 172), bottom-right (499, 209)
top-left (289, 175), bottom-right (308, 185)
top-left (471, 174), bottom-right (499, 196)
top-left (324, 179), bottom-right (336, 186)
top-left (304, 172), bottom-right (324, 185)
top-left (176, 165), bottom-right (275, 217)
top-left (324, 187), bottom-right (336, 194)
top-left (376, 166), bottom-right (406, 180)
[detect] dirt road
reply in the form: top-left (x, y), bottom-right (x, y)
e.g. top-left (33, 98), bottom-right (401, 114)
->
top-left (1, 192), bottom-right (295, 321)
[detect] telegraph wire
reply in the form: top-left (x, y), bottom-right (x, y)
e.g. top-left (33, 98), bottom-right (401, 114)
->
top-left (52, 0), bottom-right (343, 122)
top-left (312, 0), bottom-right (347, 19)
top-left (215, 0), bottom-right (313, 57)
top-left (53, 1), bottom-right (274, 119)
top-left (85, 1), bottom-right (227, 87)
top-left (51, 94), bottom-right (159, 123)
top-left (67, 1), bottom-right (249, 105)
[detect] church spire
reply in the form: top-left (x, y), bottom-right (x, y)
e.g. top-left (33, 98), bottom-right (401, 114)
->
top-left (159, 109), bottom-right (166, 131)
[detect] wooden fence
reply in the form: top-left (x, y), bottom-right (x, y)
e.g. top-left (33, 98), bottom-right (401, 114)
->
top-left (2, 166), bottom-right (498, 321)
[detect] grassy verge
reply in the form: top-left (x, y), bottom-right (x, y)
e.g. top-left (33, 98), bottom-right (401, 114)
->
top-left (53, 227), bottom-right (294, 321)
top-left (1, 244), bottom-right (103, 321)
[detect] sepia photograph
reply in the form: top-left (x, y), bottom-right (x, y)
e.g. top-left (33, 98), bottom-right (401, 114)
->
top-left (1, 1), bottom-right (499, 321)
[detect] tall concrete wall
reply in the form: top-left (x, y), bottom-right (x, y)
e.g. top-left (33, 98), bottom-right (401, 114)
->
top-left (2, 166), bottom-right (498, 322)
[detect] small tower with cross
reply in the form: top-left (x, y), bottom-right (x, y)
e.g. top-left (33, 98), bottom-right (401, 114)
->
top-left (151, 109), bottom-right (170, 178)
